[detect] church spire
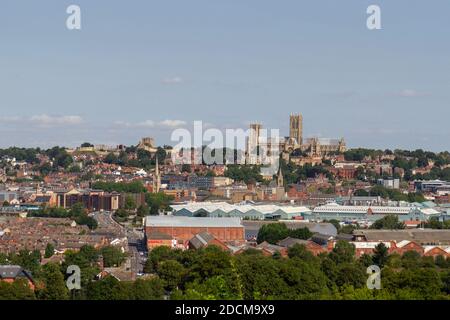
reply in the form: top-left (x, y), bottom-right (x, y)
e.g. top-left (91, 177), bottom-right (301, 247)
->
top-left (277, 165), bottom-right (284, 188)
top-left (154, 156), bottom-right (161, 193)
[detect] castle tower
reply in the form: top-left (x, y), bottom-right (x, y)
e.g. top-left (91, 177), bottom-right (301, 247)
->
top-left (289, 114), bottom-right (303, 146)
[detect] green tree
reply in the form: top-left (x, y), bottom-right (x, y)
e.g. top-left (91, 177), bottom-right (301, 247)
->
top-left (44, 243), bottom-right (55, 259)
top-left (370, 215), bottom-right (405, 230)
top-left (401, 251), bottom-right (422, 269)
top-left (189, 246), bottom-right (234, 281)
top-left (10, 250), bottom-right (41, 275)
top-left (86, 276), bottom-right (130, 300)
top-left (124, 195), bottom-right (137, 210)
top-left (145, 192), bottom-right (174, 215)
top-left (289, 227), bottom-right (313, 240)
top-left (256, 223), bottom-right (289, 244)
top-left (236, 254), bottom-right (290, 300)
top-left (75, 214), bottom-right (98, 230)
top-left (372, 243), bottom-right (389, 268)
top-left (340, 224), bottom-right (356, 234)
top-left (132, 278), bottom-right (165, 300)
top-left (92, 181), bottom-right (146, 193)
top-left (442, 271), bottom-right (450, 294)
top-left (38, 263), bottom-right (69, 300)
top-left (354, 189), bottom-right (369, 196)
top-left (174, 275), bottom-right (241, 300)
top-left (81, 142), bottom-right (94, 148)
top-left (0, 252), bottom-right (8, 264)
top-left (157, 260), bottom-right (185, 291)
top-left (156, 147), bottom-right (167, 162)
top-left (435, 255), bottom-right (449, 269)
top-left (334, 263), bottom-right (366, 289)
top-left (145, 246), bottom-right (182, 274)
top-left (101, 246), bottom-right (126, 268)
top-left (224, 165), bottom-right (264, 184)
top-left (279, 258), bottom-right (329, 298)
top-left (358, 254), bottom-right (374, 268)
top-left (287, 244), bottom-right (316, 263)
top-left (62, 246), bottom-right (100, 291)
top-left (0, 279), bottom-right (36, 300)
top-left (136, 204), bottom-right (149, 217)
top-left (329, 241), bottom-right (356, 264)
top-left (104, 153), bottom-right (119, 164)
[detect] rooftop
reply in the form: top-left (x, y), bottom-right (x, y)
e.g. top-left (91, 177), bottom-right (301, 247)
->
top-left (353, 229), bottom-right (450, 244)
top-left (171, 201), bottom-right (311, 214)
top-left (145, 216), bottom-right (243, 228)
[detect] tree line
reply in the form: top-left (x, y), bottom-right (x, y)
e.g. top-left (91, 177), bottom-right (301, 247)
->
top-left (1, 242), bottom-right (449, 300)
top-left (28, 203), bottom-right (98, 230)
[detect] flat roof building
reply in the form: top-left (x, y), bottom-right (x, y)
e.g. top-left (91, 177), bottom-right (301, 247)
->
top-left (170, 201), bottom-right (311, 220)
top-left (353, 229), bottom-right (450, 245)
top-left (145, 216), bottom-right (245, 250)
top-left (309, 203), bottom-right (438, 222)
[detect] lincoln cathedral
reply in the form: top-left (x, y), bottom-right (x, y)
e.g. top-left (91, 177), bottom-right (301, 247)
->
top-left (246, 114), bottom-right (346, 165)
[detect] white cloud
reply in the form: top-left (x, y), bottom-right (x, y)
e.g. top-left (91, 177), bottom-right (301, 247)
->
top-left (0, 116), bottom-right (20, 122)
top-left (396, 89), bottom-right (430, 98)
top-left (161, 76), bottom-right (184, 85)
top-left (113, 121), bottom-right (132, 127)
top-left (30, 114), bottom-right (83, 126)
top-left (137, 120), bottom-right (156, 128)
top-left (113, 119), bottom-right (186, 129)
top-left (158, 119), bottom-right (186, 128)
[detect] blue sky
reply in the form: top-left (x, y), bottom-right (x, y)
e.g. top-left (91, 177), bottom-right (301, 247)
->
top-left (0, 0), bottom-right (449, 151)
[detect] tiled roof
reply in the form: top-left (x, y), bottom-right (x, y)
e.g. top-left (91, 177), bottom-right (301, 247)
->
top-left (146, 216), bottom-right (243, 228)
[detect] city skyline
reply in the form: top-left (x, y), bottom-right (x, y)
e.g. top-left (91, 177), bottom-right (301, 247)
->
top-left (1, 0), bottom-right (449, 151)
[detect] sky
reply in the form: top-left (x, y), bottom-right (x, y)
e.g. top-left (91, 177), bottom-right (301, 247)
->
top-left (0, 0), bottom-right (449, 151)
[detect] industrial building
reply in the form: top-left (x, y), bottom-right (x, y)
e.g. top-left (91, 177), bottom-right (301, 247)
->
top-left (309, 203), bottom-right (440, 222)
top-left (170, 201), bottom-right (311, 220)
top-left (145, 216), bottom-right (245, 250)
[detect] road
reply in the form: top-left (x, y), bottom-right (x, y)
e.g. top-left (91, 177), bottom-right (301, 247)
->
top-left (91, 211), bottom-right (125, 237)
top-left (92, 211), bottom-right (147, 275)
top-left (126, 228), bottom-right (147, 274)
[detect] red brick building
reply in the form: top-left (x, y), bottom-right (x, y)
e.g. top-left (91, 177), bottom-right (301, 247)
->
top-left (0, 265), bottom-right (35, 290)
top-left (389, 240), bottom-right (424, 256)
top-left (145, 216), bottom-right (245, 250)
top-left (329, 167), bottom-right (357, 180)
top-left (423, 246), bottom-right (449, 258)
top-left (277, 237), bottom-right (326, 256)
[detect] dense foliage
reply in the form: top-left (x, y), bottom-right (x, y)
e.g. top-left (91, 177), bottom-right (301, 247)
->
top-left (29, 203), bottom-right (98, 230)
top-left (1, 242), bottom-right (449, 300)
top-left (367, 185), bottom-right (426, 203)
top-left (424, 217), bottom-right (450, 230)
top-left (370, 215), bottom-right (405, 230)
top-left (145, 193), bottom-right (174, 215)
top-left (102, 148), bottom-right (163, 169)
top-left (256, 223), bottom-right (313, 244)
top-left (91, 181), bottom-right (147, 193)
top-left (224, 165), bottom-right (264, 184)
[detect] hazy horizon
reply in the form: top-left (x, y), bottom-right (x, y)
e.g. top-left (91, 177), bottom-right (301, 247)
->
top-left (1, 0), bottom-right (449, 151)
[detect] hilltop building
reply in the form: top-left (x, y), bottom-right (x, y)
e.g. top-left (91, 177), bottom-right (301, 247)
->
top-left (245, 114), bottom-right (346, 164)
top-left (137, 137), bottom-right (158, 154)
